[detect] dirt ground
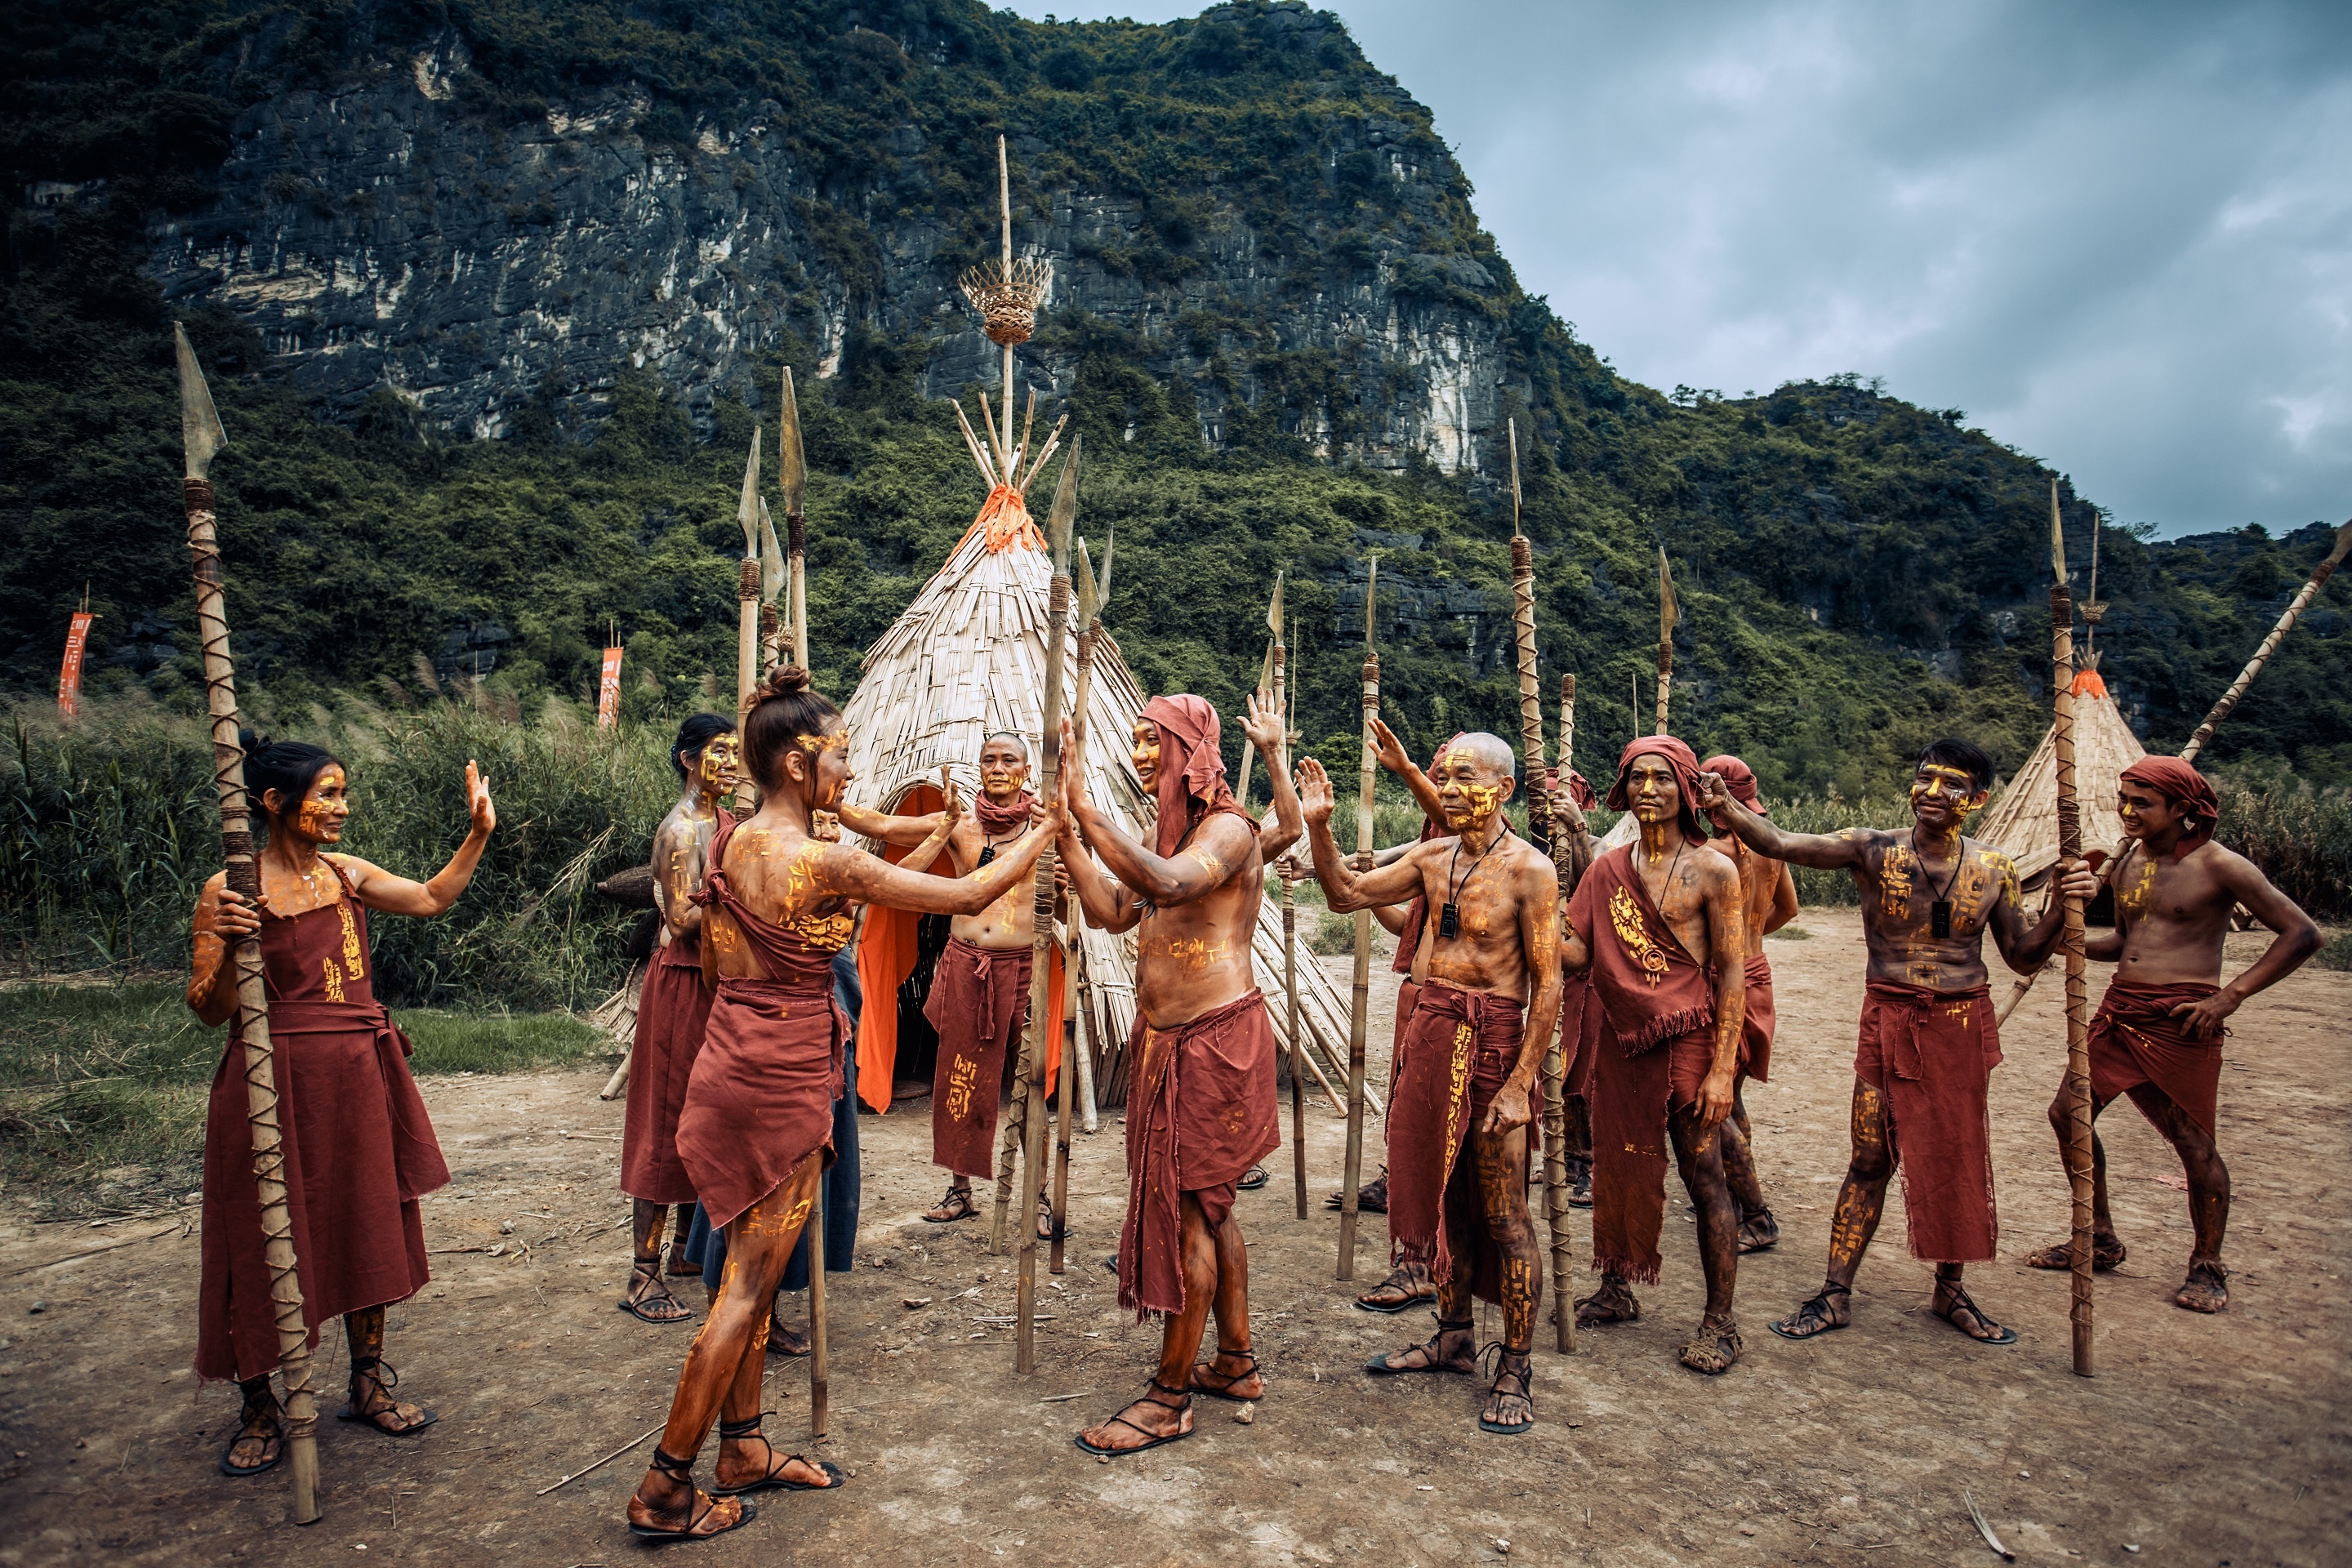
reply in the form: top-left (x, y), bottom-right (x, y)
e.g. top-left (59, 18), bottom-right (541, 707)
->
top-left (2, 906), bottom-right (2345, 1566)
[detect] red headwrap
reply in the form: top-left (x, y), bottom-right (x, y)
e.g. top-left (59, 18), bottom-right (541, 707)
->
top-left (1699, 754), bottom-right (1766, 817)
top-left (1543, 764), bottom-right (1598, 812)
top-left (2119, 757), bottom-right (2220, 858)
top-left (1137, 695), bottom-right (1255, 859)
top-left (1606, 736), bottom-right (1709, 842)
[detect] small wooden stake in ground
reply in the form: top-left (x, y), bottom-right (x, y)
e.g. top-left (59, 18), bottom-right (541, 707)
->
top-left (1338, 559), bottom-right (1379, 1281)
top-left (174, 322), bottom-right (323, 1526)
top-left (808, 1196), bottom-right (830, 1435)
top-left (2048, 481), bottom-right (2096, 1379)
top-left (1654, 546), bottom-right (1678, 736)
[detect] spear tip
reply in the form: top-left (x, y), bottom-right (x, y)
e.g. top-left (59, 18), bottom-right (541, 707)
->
top-left (173, 322), bottom-right (226, 481)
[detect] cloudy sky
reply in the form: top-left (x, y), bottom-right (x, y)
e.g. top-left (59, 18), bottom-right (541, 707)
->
top-left (1004, 1), bottom-right (2352, 538)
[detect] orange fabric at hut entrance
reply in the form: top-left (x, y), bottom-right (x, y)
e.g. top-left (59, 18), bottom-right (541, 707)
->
top-left (853, 783), bottom-right (1063, 1113)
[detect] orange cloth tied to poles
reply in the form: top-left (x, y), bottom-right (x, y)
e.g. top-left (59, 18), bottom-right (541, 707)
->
top-left (970, 484), bottom-right (1044, 554)
top-left (596, 646), bottom-right (624, 728)
top-left (57, 611), bottom-right (95, 721)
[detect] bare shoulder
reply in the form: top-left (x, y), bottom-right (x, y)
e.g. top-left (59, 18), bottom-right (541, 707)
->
top-left (1693, 846), bottom-right (1742, 893)
top-left (2197, 840), bottom-right (2271, 894)
top-left (198, 869), bottom-right (228, 898)
top-left (1963, 840), bottom-right (2019, 882)
top-left (1504, 833), bottom-right (1558, 883)
top-left (323, 851), bottom-right (380, 881)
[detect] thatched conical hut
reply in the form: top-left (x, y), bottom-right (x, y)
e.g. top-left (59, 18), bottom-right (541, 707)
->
top-left (838, 512), bottom-right (1360, 1110)
top-left (1976, 665), bottom-right (2146, 884)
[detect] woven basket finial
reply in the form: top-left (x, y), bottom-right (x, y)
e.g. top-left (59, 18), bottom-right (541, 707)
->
top-left (960, 256), bottom-right (1052, 346)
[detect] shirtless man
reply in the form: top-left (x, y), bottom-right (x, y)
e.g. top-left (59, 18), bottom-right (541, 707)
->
top-left (1699, 753), bottom-right (1800, 1254)
top-left (1699, 739), bottom-right (2082, 1347)
top-left (1298, 734), bottom-right (1563, 1433)
top-left (1561, 737), bottom-right (1749, 1372)
top-left (2024, 757), bottom-right (2319, 1312)
top-left (1058, 691), bottom-right (1298, 1455)
top-left (841, 734), bottom-right (1062, 1229)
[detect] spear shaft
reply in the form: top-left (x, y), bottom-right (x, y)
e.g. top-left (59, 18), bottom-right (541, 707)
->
top-left (1339, 561), bottom-right (1378, 1281)
top-left (2049, 483), bottom-right (2096, 1377)
top-left (2180, 519), bottom-right (2352, 761)
top-left (174, 323), bottom-right (322, 1525)
top-left (1543, 674), bottom-right (1579, 1352)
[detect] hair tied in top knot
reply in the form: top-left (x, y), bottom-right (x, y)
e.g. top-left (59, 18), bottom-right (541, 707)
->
top-left (763, 666), bottom-right (813, 699)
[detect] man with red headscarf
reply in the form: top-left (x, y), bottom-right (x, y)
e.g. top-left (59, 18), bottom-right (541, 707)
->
top-left (1557, 736), bottom-right (1750, 1372)
top-left (2023, 756), bottom-right (2318, 1312)
top-left (1699, 754), bottom-right (1799, 1254)
top-left (1055, 691), bottom-right (1298, 1456)
top-left (1699, 740), bottom-right (2084, 1350)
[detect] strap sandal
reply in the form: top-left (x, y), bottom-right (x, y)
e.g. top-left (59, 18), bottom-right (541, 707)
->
top-left (1365, 1316), bottom-right (1477, 1376)
top-left (1035, 1192), bottom-right (1071, 1241)
top-left (339, 1359), bottom-right (439, 1435)
top-left (2174, 1260), bottom-right (2230, 1314)
top-left (1677, 1313), bottom-right (1745, 1374)
top-left (1768, 1285), bottom-right (1851, 1342)
top-left (218, 1396), bottom-right (284, 1477)
top-left (1353, 1263), bottom-right (1437, 1315)
top-left (924, 1183), bottom-right (981, 1223)
top-left (1072, 1379), bottom-right (1196, 1457)
top-left (618, 1262), bottom-right (696, 1324)
top-left (1476, 1343), bottom-right (1536, 1435)
top-left (2024, 1235), bottom-right (2126, 1272)
top-left (710, 1416), bottom-right (845, 1495)
top-left (1238, 1165), bottom-right (1269, 1192)
top-left (1931, 1283), bottom-right (2017, 1346)
top-left (629, 1447), bottom-right (758, 1540)
top-left (1189, 1348), bottom-right (1261, 1403)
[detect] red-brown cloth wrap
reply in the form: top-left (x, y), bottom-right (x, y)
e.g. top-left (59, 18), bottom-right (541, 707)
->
top-left (2118, 758), bottom-right (2220, 858)
top-left (1385, 979), bottom-right (1527, 1298)
top-left (1116, 991), bottom-right (1281, 1320)
top-left (1138, 695), bottom-right (1254, 861)
top-left (2088, 980), bottom-right (2225, 1140)
top-left (1740, 952), bottom-right (1775, 1084)
top-left (621, 933), bottom-right (713, 1205)
top-left (198, 874), bottom-right (448, 1383)
top-left (1605, 736), bottom-right (1712, 844)
top-left (1570, 845), bottom-right (1720, 1284)
top-left (677, 819), bottom-right (852, 1231)
top-left (1562, 969), bottom-right (1606, 1098)
top-left (923, 938), bottom-right (1033, 1178)
top-left (1855, 982), bottom-right (2001, 1264)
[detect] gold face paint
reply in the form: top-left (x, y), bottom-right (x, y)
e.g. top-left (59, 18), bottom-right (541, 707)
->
top-left (1131, 723), bottom-right (1162, 786)
top-left (797, 728), bottom-right (851, 755)
top-left (697, 733), bottom-right (742, 796)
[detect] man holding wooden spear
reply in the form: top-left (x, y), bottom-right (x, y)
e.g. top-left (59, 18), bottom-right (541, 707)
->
top-left (1298, 735), bottom-right (1563, 1433)
top-left (1699, 742), bottom-right (2095, 1348)
top-left (1057, 690), bottom-right (1297, 1455)
top-left (2023, 757), bottom-right (2318, 1312)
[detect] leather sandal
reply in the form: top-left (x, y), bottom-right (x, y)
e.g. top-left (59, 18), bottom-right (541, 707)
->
top-left (628, 1446), bottom-right (756, 1540)
top-left (710, 1416), bottom-right (844, 1495)
top-left (1073, 1379), bottom-right (1195, 1456)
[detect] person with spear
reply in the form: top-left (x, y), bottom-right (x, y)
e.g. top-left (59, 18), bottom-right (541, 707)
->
top-left (172, 327), bottom-right (488, 1514)
top-left (627, 666), bottom-right (1059, 1539)
top-left (1055, 682), bottom-right (1297, 1454)
top-left (1697, 739), bottom-right (2096, 1352)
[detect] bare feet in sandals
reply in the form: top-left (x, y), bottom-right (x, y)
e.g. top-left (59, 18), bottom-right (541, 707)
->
top-left (341, 1361), bottom-right (438, 1435)
top-left (1768, 1284), bottom-right (1851, 1340)
top-left (1677, 1313), bottom-right (1743, 1374)
top-left (2174, 1259), bottom-right (2229, 1313)
top-left (1353, 1262), bottom-right (1436, 1315)
top-left (1365, 1317), bottom-right (1477, 1375)
top-left (620, 1262), bottom-right (695, 1324)
top-left (220, 1383), bottom-right (284, 1477)
top-left (1736, 1205), bottom-right (1780, 1254)
top-left (1931, 1278), bottom-right (2017, 1345)
top-left (923, 1183), bottom-right (979, 1223)
top-left (711, 1417), bottom-right (844, 1494)
top-left (2024, 1233), bottom-right (2126, 1272)
top-left (629, 1450), bottom-right (755, 1540)
top-left (1189, 1347), bottom-right (1263, 1401)
top-left (1574, 1275), bottom-right (1641, 1328)
top-left (1075, 1381), bottom-right (1195, 1455)
top-left (1479, 1348), bottom-right (1535, 1433)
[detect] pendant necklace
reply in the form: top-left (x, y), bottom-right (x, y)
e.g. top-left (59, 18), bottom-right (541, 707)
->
top-left (1439, 822), bottom-right (1508, 941)
top-left (1913, 828), bottom-right (1963, 938)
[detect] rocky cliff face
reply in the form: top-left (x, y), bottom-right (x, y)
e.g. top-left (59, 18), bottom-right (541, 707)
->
top-left (145, 6), bottom-right (1526, 474)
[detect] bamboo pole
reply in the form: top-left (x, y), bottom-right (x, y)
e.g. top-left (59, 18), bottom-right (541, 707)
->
top-left (1339, 559), bottom-right (1379, 1281)
top-left (1051, 614), bottom-right (1098, 1277)
top-left (998, 136), bottom-right (1016, 462)
top-left (174, 323), bottom-right (322, 1525)
top-left (1654, 546), bottom-right (1677, 736)
top-left (2180, 519), bottom-right (2352, 761)
top-left (1276, 637), bottom-right (1310, 1218)
top-left (1543, 673), bottom-right (1579, 1352)
top-left (734, 430), bottom-right (762, 711)
top-left (1011, 439), bottom-right (1079, 1372)
top-left (2048, 482), bottom-right (2096, 1378)
top-left (807, 1197), bottom-right (829, 1435)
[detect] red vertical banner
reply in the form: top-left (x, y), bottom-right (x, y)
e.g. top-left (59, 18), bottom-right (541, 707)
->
top-left (597, 644), bottom-right (624, 728)
top-left (57, 611), bottom-right (96, 723)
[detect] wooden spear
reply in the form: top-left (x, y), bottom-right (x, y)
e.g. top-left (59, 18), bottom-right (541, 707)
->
top-left (778, 367), bottom-right (810, 669)
top-left (733, 429), bottom-right (762, 712)
top-left (1011, 437), bottom-right (1079, 1371)
top-left (1050, 531), bottom-right (1110, 1276)
top-left (1654, 546), bottom-right (1678, 735)
top-left (1503, 421), bottom-right (1573, 1348)
top-left (1339, 558), bottom-right (1379, 1281)
top-left (2181, 519), bottom-right (2352, 761)
top-left (173, 323), bottom-right (323, 1525)
top-left (1544, 673), bottom-right (1579, 1352)
top-left (1270, 579), bottom-right (1310, 1218)
top-left (2047, 479), bottom-right (2096, 1378)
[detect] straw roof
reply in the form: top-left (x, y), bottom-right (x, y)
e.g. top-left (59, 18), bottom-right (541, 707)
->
top-left (836, 514), bottom-right (1361, 1107)
top-left (1976, 667), bottom-right (2146, 884)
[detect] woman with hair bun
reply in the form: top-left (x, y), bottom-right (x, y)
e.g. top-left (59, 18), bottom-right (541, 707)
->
top-left (188, 733), bottom-right (496, 1478)
top-left (627, 667), bottom-right (1058, 1542)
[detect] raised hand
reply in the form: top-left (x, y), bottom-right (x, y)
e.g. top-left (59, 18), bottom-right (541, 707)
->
top-left (1241, 688), bottom-right (1282, 757)
top-left (938, 765), bottom-right (964, 828)
top-left (1057, 717), bottom-right (1090, 819)
top-left (1551, 790), bottom-right (1588, 840)
top-left (1296, 756), bottom-right (1336, 827)
top-left (1368, 716), bottom-right (1412, 776)
top-left (1692, 770), bottom-right (1730, 815)
top-left (465, 760), bottom-right (497, 835)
